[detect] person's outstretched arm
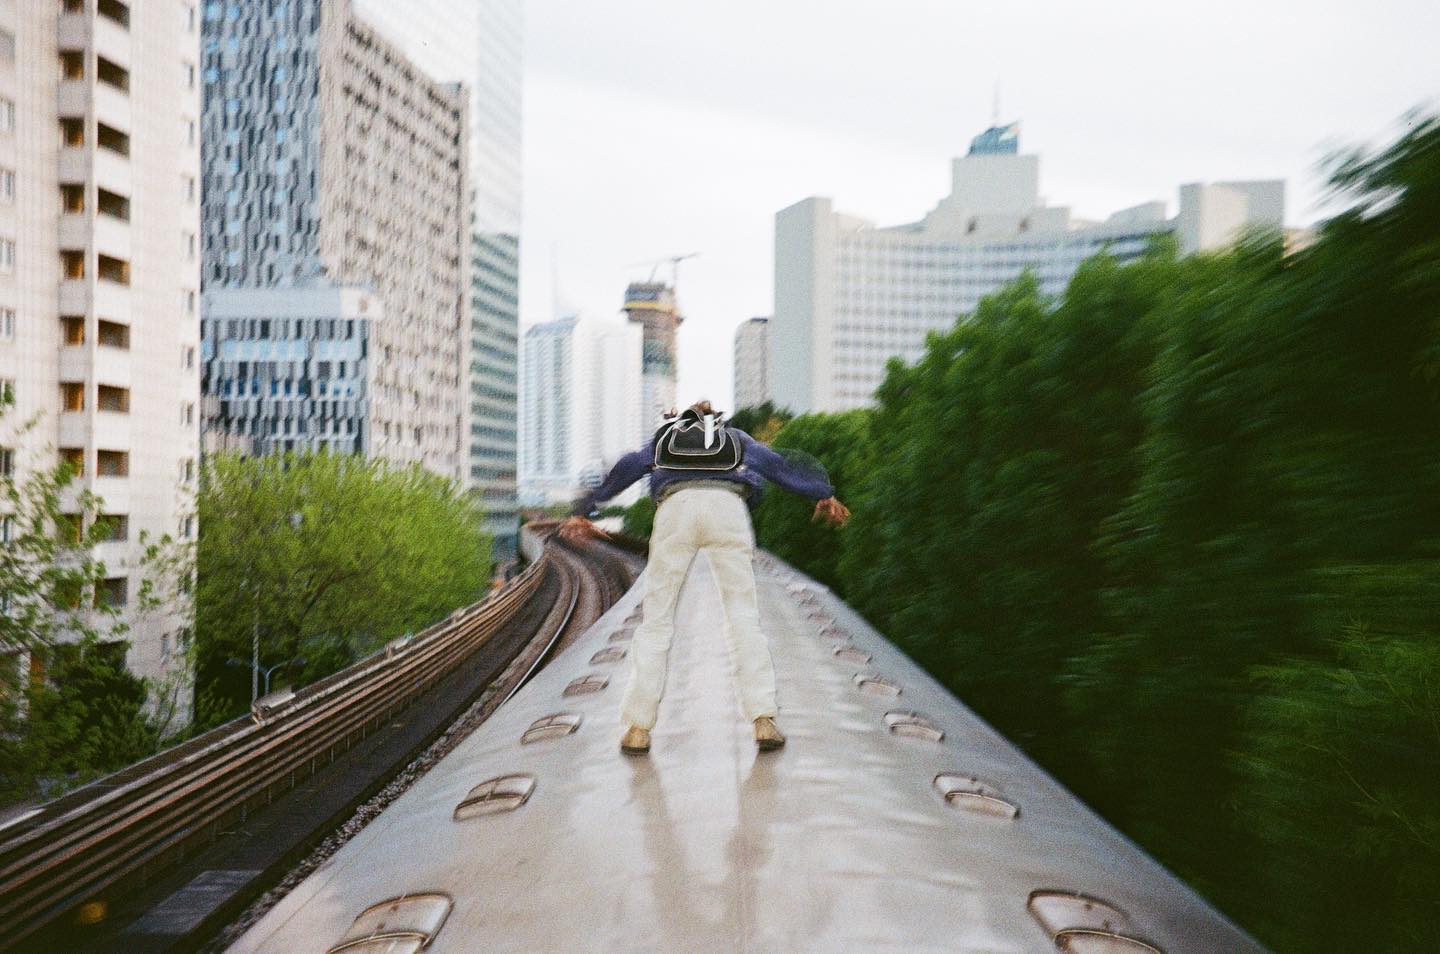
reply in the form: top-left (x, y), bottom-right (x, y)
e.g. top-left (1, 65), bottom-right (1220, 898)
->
top-left (738, 432), bottom-right (850, 527)
top-left (569, 443), bottom-right (653, 515)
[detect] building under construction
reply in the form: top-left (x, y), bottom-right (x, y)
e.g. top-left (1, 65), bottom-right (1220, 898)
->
top-left (622, 282), bottom-right (683, 427)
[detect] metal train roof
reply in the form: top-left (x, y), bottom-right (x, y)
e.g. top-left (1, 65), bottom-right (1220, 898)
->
top-left (233, 550), bottom-right (1261, 953)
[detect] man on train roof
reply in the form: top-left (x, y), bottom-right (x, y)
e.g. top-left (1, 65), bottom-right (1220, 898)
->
top-left (562, 400), bottom-right (850, 755)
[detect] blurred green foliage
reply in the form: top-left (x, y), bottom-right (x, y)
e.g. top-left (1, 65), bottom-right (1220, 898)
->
top-left (194, 452), bottom-right (491, 727)
top-left (749, 114), bottom-right (1440, 950)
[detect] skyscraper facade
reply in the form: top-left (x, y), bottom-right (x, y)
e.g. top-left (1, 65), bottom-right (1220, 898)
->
top-left (773, 124), bottom-right (1284, 413)
top-left (732, 316), bottom-right (769, 411)
top-left (201, 0), bottom-right (468, 479)
top-left (518, 316), bottom-right (643, 506)
top-left (350, 0), bottom-right (524, 557)
top-left (0, 0), bottom-right (202, 684)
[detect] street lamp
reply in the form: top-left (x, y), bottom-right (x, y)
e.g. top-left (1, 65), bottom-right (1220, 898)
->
top-left (245, 510), bottom-right (304, 703)
top-left (228, 655), bottom-right (307, 697)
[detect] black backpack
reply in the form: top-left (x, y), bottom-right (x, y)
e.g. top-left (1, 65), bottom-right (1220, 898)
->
top-left (652, 409), bottom-right (743, 471)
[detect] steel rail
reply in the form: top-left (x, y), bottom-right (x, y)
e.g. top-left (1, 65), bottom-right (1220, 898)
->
top-left (497, 536), bottom-right (584, 710)
top-left (0, 552), bottom-right (558, 948)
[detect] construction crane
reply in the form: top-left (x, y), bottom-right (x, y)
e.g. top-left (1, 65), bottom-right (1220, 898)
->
top-left (625, 251), bottom-right (701, 288)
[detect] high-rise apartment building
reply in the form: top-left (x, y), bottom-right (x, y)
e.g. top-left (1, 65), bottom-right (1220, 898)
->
top-left (622, 282), bottom-right (682, 429)
top-left (348, 0), bottom-right (524, 557)
top-left (200, 0), bottom-right (467, 479)
top-left (773, 123), bottom-right (1285, 412)
top-left (0, 0), bottom-right (202, 685)
top-left (518, 316), bottom-right (643, 507)
top-left (732, 316), bottom-right (769, 411)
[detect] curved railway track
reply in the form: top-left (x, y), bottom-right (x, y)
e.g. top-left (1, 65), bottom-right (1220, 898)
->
top-left (0, 533), bottom-right (642, 952)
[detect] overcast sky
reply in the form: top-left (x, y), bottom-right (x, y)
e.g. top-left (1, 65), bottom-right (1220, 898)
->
top-left (519, 0), bottom-right (1440, 409)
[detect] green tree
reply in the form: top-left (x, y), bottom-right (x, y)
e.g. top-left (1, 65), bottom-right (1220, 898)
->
top-left (752, 410), bottom-right (868, 589)
top-left (0, 406), bottom-right (191, 803)
top-left (194, 452), bottom-right (491, 725)
top-left (1233, 563), bottom-right (1440, 950)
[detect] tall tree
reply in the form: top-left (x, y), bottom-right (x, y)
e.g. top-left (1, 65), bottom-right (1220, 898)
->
top-left (194, 452), bottom-right (492, 724)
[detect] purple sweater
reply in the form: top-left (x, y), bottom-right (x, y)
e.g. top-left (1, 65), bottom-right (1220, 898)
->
top-left (572, 428), bottom-right (834, 516)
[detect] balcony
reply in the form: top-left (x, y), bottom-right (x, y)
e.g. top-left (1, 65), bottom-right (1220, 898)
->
top-left (92, 214), bottom-right (130, 260)
top-left (57, 79), bottom-right (88, 117)
top-left (93, 12), bottom-right (131, 70)
top-left (93, 345), bottom-right (131, 387)
top-left (92, 153), bottom-right (130, 200)
top-left (58, 146), bottom-right (88, 183)
top-left (93, 83), bottom-right (130, 133)
top-left (59, 278), bottom-right (89, 315)
top-left (58, 212), bottom-right (89, 250)
top-left (92, 412), bottom-right (130, 449)
top-left (90, 477), bottom-right (130, 513)
top-left (92, 280), bottom-right (130, 323)
top-left (58, 345), bottom-right (89, 382)
top-left (58, 411), bottom-right (88, 449)
top-left (57, 13), bottom-right (87, 52)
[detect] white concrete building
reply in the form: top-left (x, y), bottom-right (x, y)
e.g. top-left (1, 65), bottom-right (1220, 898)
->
top-left (732, 316), bottom-right (769, 411)
top-left (0, 0), bottom-right (202, 685)
top-left (518, 316), bottom-right (643, 507)
top-left (773, 123), bottom-right (1285, 413)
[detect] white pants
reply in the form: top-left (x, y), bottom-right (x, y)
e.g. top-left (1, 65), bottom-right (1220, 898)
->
top-left (619, 486), bottom-right (778, 730)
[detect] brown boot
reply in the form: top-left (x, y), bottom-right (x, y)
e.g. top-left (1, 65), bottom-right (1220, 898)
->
top-left (754, 716), bottom-right (785, 751)
top-left (620, 724), bottom-right (651, 755)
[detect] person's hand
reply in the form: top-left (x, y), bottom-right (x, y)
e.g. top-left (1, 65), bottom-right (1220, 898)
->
top-left (557, 516), bottom-right (607, 541)
top-left (812, 496), bottom-right (851, 528)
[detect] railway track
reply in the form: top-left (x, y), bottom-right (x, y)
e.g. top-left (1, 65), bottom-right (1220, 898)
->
top-left (0, 532), bottom-right (641, 952)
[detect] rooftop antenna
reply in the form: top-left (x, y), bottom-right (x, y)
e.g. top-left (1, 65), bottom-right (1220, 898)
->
top-left (992, 82), bottom-right (1001, 127)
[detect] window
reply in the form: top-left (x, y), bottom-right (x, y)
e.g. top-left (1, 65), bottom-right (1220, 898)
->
top-left (96, 450), bottom-right (128, 477)
top-left (98, 0), bottom-right (130, 30)
top-left (61, 382), bottom-right (85, 411)
top-left (98, 320), bottom-right (128, 349)
top-left (0, 447), bottom-right (13, 478)
top-left (61, 183), bottom-right (85, 213)
top-left (60, 117), bottom-right (84, 147)
top-left (97, 123), bottom-right (129, 157)
top-left (0, 240), bottom-right (13, 273)
top-left (180, 402), bottom-right (194, 426)
top-left (0, 99), bottom-right (13, 134)
top-left (182, 290), bottom-right (196, 314)
top-left (184, 62), bottom-right (196, 89)
top-left (97, 385), bottom-right (128, 413)
top-left (184, 231), bottom-right (196, 260)
top-left (180, 458), bottom-right (195, 483)
top-left (183, 175), bottom-right (196, 203)
top-left (0, 29), bottom-right (14, 62)
top-left (0, 169), bottom-right (13, 201)
top-left (62, 315), bottom-right (86, 345)
top-left (60, 51), bottom-right (85, 81)
top-left (96, 577), bottom-right (127, 608)
top-left (58, 513), bottom-right (83, 546)
top-left (1, 307), bottom-right (13, 340)
top-left (100, 514), bottom-right (127, 542)
top-left (96, 57), bottom-right (129, 93)
top-left (179, 515), bottom-right (194, 538)
top-left (97, 254), bottom-right (128, 285)
top-left (1, 516), bottom-right (13, 544)
top-left (61, 250), bottom-right (85, 279)
top-left (182, 346), bottom-right (195, 369)
top-left (59, 448), bottom-right (84, 476)
top-left (97, 188), bottom-right (129, 220)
